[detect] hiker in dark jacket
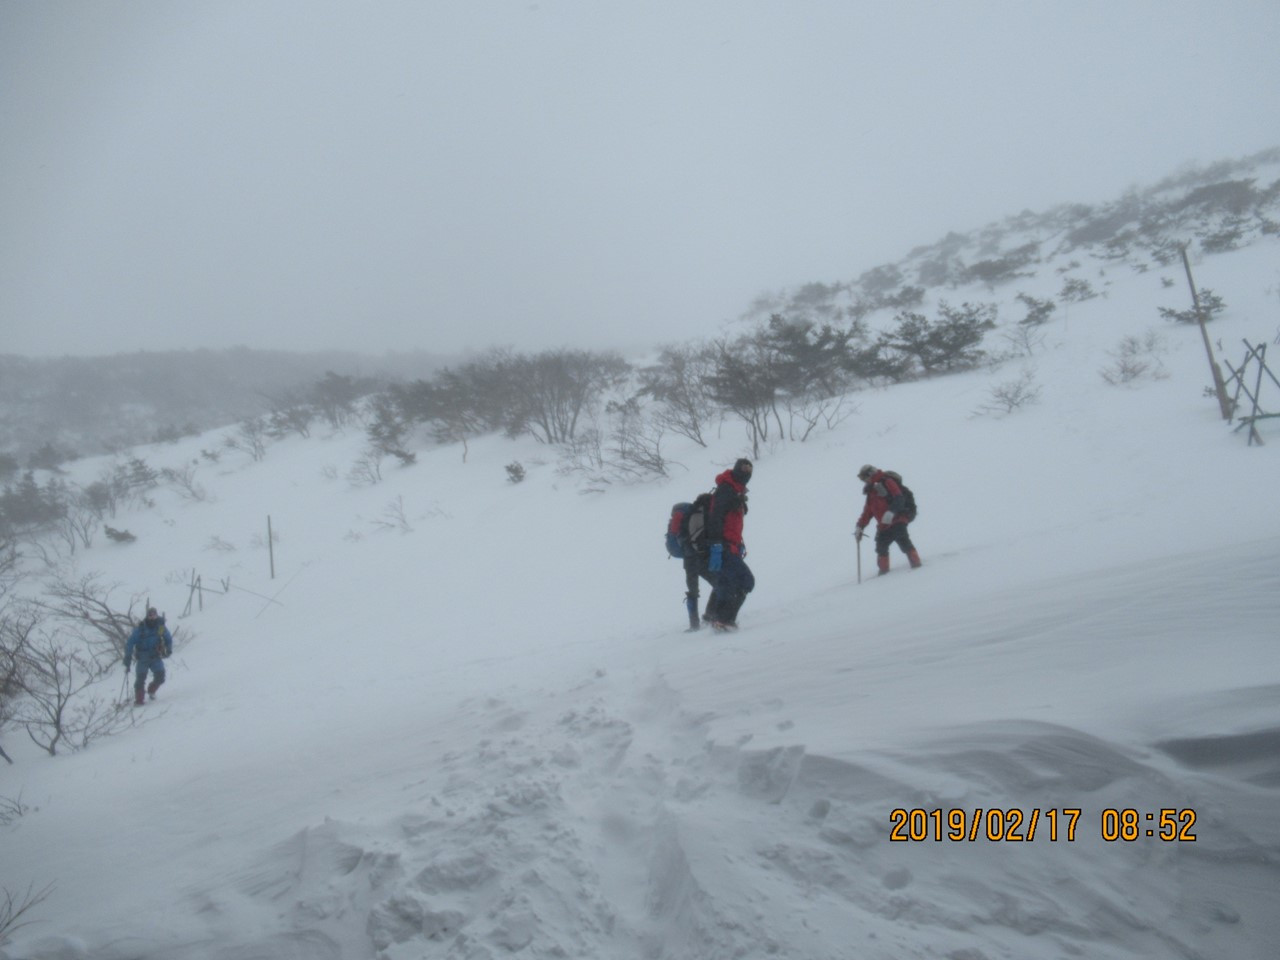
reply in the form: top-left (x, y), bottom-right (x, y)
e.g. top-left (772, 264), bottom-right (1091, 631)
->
top-left (124, 607), bottom-right (173, 705)
top-left (854, 464), bottom-right (921, 575)
top-left (704, 458), bottom-right (755, 630)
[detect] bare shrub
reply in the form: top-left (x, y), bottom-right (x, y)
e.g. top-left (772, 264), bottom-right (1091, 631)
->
top-left (0, 791), bottom-right (29, 820)
top-left (603, 399), bottom-right (672, 479)
top-left (223, 418), bottom-right (269, 462)
top-left (160, 463), bottom-right (209, 503)
top-left (557, 402), bottom-right (673, 485)
top-left (0, 881), bottom-right (55, 946)
top-left (55, 507), bottom-right (99, 555)
top-left (348, 449), bottom-right (384, 487)
top-left (371, 496), bottom-right (413, 534)
top-left (785, 392), bottom-right (858, 441)
top-left (974, 368), bottom-right (1042, 417)
top-left (1000, 323), bottom-right (1047, 359)
top-left (1100, 331), bottom-right (1169, 385)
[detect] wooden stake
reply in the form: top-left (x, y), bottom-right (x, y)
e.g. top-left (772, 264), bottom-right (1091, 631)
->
top-left (1180, 244), bottom-right (1232, 420)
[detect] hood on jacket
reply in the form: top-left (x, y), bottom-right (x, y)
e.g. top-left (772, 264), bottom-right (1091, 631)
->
top-left (716, 469), bottom-right (746, 492)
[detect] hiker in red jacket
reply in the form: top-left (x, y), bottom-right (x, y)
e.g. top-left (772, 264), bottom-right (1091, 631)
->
top-left (854, 464), bottom-right (921, 575)
top-left (704, 458), bottom-right (755, 630)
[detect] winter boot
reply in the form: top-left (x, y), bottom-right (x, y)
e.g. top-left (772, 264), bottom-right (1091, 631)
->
top-left (685, 596), bottom-right (700, 632)
top-left (908, 549), bottom-right (922, 569)
top-left (134, 687), bottom-right (145, 706)
top-left (877, 554), bottom-right (891, 576)
top-left (147, 678), bottom-right (163, 699)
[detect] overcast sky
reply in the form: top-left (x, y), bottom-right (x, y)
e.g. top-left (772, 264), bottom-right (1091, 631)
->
top-left (2, 1), bottom-right (1278, 360)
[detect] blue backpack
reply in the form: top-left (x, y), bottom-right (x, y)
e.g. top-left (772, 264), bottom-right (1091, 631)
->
top-left (665, 494), bottom-right (710, 558)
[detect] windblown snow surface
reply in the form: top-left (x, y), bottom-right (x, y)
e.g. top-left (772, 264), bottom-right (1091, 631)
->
top-left (3, 242), bottom-right (1280, 959)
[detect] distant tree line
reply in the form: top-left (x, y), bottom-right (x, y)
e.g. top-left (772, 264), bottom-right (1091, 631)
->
top-left (360, 305), bottom-right (998, 463)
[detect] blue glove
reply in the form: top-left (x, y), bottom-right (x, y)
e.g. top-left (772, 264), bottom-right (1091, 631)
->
top-left (124, 659), bottom-right (131, 671)
top-left (708, 543), bottom-right (723, 572)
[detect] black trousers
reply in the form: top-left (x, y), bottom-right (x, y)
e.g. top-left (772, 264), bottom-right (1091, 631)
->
top-left (875, 523), bottom-right (917, 556)
top-left (684, 554), bottom-right (717, 611)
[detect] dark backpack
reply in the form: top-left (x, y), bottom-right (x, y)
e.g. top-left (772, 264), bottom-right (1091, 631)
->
top-left (665, 493), bottom-right (711, 558)
top-left (883, 471), bottom-right (918, 521)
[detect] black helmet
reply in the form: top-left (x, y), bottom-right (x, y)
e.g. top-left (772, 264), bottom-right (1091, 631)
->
top-left (732, 458), bottom-right (753, 484)
top-left (857, 464), bottom-right (876, 481)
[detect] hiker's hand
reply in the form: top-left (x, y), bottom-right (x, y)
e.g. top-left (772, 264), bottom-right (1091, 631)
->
top-left (708, 543), bottom-right (723, 572)
top-left (882, 511), bottom-right (896, 525)
top-left (853, 526), bottom-right (864, 541)
top-left (124, 660), bottom-right (131, 671)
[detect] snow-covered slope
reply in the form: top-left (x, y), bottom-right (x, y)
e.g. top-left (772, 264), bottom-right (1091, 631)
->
top-left (3, 241), bottom-right (1280, 959)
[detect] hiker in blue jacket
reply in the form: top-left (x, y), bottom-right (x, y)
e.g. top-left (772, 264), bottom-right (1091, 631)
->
top-left (124, 607), bottom-right (172, 705)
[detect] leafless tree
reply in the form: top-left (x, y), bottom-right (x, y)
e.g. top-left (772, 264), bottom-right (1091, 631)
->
top-left (504, 349), bottom-right (631, 444)
top-left (636, 343), bottom-right (718, 447)
top-left (37, 573), bottom-right (141, 668)
top-left (0, 535), bottom-right (17, 598)
top-left (54, 507), bottom-right (99, 556)
top-left (15, 622), bottom-right (137, 756)
top-left (0, 607), bottom-right (25, 764)
top-left (785, 392), bottom-right (858, 441)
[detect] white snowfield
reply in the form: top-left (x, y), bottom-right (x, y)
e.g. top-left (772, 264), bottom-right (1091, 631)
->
top-left (3, 242), bottom-right (1279, 959)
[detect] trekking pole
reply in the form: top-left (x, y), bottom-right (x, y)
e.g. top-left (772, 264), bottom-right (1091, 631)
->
top-left (855, 532), bottom-right (862, 584)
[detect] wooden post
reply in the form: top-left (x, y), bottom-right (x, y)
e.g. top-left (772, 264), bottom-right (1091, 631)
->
top-left (1180, 244), bottom-right (1232, 420)
top-left (267, 515), bottom-right (276, 579)
top-left (1249, 343), bottom-right (1267, 446)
